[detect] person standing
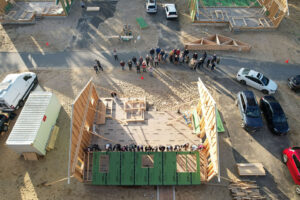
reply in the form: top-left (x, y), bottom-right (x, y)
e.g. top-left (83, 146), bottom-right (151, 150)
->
top-left (132, 56), bottom-right (137, 65)
top-left (127, 60), bottom-right (132, 70)
top-left (154, 56), bottom-right (159, 67)
top-left (211, 61), bottom-right (216, 71)
top-left (120, 60), bottom-right (125, 70)
top-left (185, 55), bottom-right (190, 64)
top-left (149, 56), bottom-right (154, 67)
top-left (148, 66), bottom-right (153, 77)
top-left (142, 61), bottom-right (147, 72)
top-left (211, 54), bottom-right (217, 63)
top-left (206, 59), bottom-right (211, 68)
top-left (183, 49), bottom-right (189, 58)
top-left (113, 49), bottom-right (118, 61)
top-left (156, 47), bottom-right (161, 56)
top-left (145, 55), bottom-right (150, 66)
top-left (139, 56), bottom-right (143, 65)
top-left (95, 59), bottom-right (103, 71)
top-left (150, 48), bottom-right (155, 58)
top-left (160, 49), bottom-right (165, 62)
top-left (80, 1), bottom-right (85, 8)
top-left (202, 51), bottom-right (207, 62)
top-left (198, 58), bottom-right (204, 69)
top-left (93, 65), bottom-right (99, 74)
top-left (136, 61), bottom-right (141, 73)
top-left (193, 52), bottom-right (198, 60)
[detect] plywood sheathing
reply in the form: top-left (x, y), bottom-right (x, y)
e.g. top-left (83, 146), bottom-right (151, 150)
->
top-left (69, 79), bottom-right (99, 182)
top-left (184, 34), bottom-right (251, 52)
top-left (257, 0), bottom-right (288, 28)
top-left (197, 77), bottom-right (219, 182)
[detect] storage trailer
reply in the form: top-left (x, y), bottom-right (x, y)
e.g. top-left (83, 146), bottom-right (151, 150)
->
top-left (6, 91), bottom-right (61, 156)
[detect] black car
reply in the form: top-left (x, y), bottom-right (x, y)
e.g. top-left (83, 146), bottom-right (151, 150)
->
top-left (260, 96), bottom-right (289, 135)
top-left (237, 91), bottom-right (263, 132)
top-left (288, 75), bottom-right (300, 91)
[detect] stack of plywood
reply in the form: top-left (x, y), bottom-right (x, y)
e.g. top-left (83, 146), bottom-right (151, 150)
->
top-left (229, 180), bottom-right (266, 200)
top-left (237, 163), bottom-right (266, 176)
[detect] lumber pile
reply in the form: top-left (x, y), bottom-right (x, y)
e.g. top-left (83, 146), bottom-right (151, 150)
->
top-left (124, 98), bottom-right (146, 122)
top-left (229, 180), bottom-right (266, 200)
top-left (237, 163), bottom-right (266, 176)
top-left (184, 34), bottom-right (251, 52)
top-left (46, 125), bottom-right (60, 151)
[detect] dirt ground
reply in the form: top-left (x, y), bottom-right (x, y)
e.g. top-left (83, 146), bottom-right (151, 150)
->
top-left (0, 0), bottom-right (299, 64)
top-left (0, 0), bottom-right (300, 200)
top-left (0, 66), bottom-right (234, 200)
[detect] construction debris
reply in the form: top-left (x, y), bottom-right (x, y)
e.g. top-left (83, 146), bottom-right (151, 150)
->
top-left (184, 34), bottom-right (251, 52)
top-left (229, 180), bottom-right (266, 200)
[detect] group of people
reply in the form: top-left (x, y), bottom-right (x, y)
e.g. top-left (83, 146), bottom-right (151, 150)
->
top-left (93, 47), bottom-right (220, 75)
top-left (85, 143), bottom-right (204, 153)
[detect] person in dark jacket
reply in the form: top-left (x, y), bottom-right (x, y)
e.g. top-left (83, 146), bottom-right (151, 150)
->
top-left (113, 144), bottom-right (121, 151)
top-left (211, 61), bottom-right (216, 71)
top-left (156, 47), bottom-right (161, 56)
top-left (211, 54), bottom-right (217, 63)
top-left (145, 55), bottom-right (150, 66)
top-left (132, 56), bottom-right (137, 65)
top-left (206, 59), bottom-right (211, 68)
top-left (150, 48), bottom-right (155, 58)
top-left (94, 65), bottom-right (99, 74)
top-left (95, 59), bottom-right (103, 71)
top-left (120, 60), bottom-right (125, 70)
top-left (139, 56), bottom-right (143, 64)
top-left (127, 60), bottom-right (132, 70)
top-left (159, 145), bottom-right (166, 152)
top-left (193, 52), bottom-right (198, 60)
top-left (136, 61), bottom-right (141, 73)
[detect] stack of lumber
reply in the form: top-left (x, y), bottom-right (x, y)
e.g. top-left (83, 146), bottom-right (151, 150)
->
top-left (237, 163), bottom-right (266, 176)
top-left (229, 180), bottom-right (266, 200)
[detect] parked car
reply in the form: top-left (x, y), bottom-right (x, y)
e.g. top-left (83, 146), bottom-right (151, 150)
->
top-left (236, 91), bottom-right (263, 132)
top-left (146, 0), bottom-right (157, 13)
top-left (0, 72), bottom-right (38, 112)
top-left (288, 75), bottom-right (300, 91)
top-left (164, 4), bottom-right (178, 19)
top-left (282, 147), bottom-right (300, 188)
top-left (260, 96), bottom-right (289, 135)
top-left (236, 68), bottom-right (277, 94)
top-left (0, 112), bottom-right (16, 134)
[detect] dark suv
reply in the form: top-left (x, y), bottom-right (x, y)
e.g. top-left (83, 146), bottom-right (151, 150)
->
top-left (260, 96), bottom-right (289, 135)
top-left (237, 91), bottom-right (263, 132)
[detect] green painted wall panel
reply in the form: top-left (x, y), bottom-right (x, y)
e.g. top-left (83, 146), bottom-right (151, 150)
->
top-left (149, 152), bottom-right (162, 185)
top-left (107, 152), bottom-right (121, 185)
top-left (163, 152), bottom-right (177, 185)
top-left (121, 152), bottom-right (135, 185)
top-left (135, 152), bottom-right (149, 185)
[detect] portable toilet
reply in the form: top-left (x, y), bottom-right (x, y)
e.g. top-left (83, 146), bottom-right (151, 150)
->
top-left (6, 91), bottom-right (61, 156)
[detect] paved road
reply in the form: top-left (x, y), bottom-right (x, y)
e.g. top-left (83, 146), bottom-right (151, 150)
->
top-left (0, 50), bottom-right (299, 83)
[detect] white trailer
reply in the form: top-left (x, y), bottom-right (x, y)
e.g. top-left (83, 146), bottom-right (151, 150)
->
top-left (6, 91), bottom-right (61, 156)
top-left (0, 72), bottom-right (38, 112)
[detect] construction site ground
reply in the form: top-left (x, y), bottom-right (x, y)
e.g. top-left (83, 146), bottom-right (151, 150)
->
top-left (0, 0), bottom-right (300, 200)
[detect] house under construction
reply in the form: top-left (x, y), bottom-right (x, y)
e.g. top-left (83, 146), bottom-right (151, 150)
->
top-left (0, 0), bottom-right (74, 24)
top-left (67, 77), bottom-right (220, 185)
top-left (189, 0), bottom-right (289, 31)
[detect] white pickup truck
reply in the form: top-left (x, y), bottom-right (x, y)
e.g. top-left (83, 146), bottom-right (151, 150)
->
top-left (0, 72), bottom-right (38, 112)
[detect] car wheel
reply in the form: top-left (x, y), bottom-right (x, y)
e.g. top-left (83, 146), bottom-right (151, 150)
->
top-left (282, 154), bottom-right (288, 164)
top-left (18, 100), bottom-right (24, 108)
top-left (296, 185), bottom-right (300, 195)
top-left (262, 89), bottom-right (269, 94)
top-left (3, 124), bottom-right (8, 132)
top-left (240, 80), bottom-right (246, 85)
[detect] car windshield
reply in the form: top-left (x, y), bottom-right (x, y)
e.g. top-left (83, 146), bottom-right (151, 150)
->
top-left (148, 5), bottom-right (155, 8)
top-left (293, 76), bottom-right (300, 84)
top-left (169, 12), bottom-right (177, 15)
top-left (273, 115), bottom-right (287, 124)
top-left (261, 75), bottom-right (269, 85)
top-left (242, 68), bottom-right (250, 75)
top-left (246, 108), bottom-right (260, 118)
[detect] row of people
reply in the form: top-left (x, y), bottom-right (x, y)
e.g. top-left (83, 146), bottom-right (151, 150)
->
top-left (85, 143), bottom-right (204, 152)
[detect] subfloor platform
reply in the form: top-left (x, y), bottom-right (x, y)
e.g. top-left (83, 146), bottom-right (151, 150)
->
top-left (196, 7), bottom-right (274, 30)
top-left (92, 98), bottom-right (201, 148)
top-left (1, 2), bottom-right (64, 24)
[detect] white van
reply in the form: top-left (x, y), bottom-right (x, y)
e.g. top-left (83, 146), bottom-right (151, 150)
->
top-left (0, 72), bottom-right (38, 112)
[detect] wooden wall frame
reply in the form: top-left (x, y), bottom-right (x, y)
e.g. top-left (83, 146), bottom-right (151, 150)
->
top-left (68, 78), bottom-right (99, 183)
